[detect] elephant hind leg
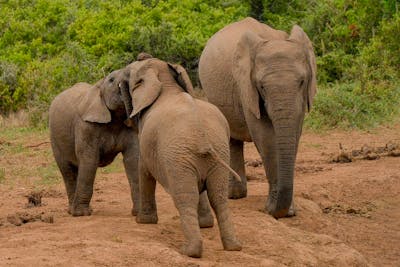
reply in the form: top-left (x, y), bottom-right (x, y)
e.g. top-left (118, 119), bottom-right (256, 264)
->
top-left (206, 168), bottom-right (242, 251)
top-left (171, 174), bottom-right (203, 257)
top-left (136, 163), bottom-right (158, 224)
top-left (229, 138), bottom-right (247, 199)
top-left (198, 191), bottom-right (214, 228)
top-left (56, 161), bottom-right (78, 214)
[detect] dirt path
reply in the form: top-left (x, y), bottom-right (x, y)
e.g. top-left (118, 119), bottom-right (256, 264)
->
top-left (0, 124), bottom-right (399, 266)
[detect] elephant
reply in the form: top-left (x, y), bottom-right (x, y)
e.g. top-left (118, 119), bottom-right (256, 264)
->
top-left (49, 69), bottom-right (139, 217)
top-left (198, 17), bottom-right (317, 218)
top-left (119, 55), bottom-right (242, 258)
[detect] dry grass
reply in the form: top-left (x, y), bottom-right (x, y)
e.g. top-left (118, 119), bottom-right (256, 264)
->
top-left (0, 110), bottom-right (30, 128)
top-left (0, 113), bottom-right (124, 189)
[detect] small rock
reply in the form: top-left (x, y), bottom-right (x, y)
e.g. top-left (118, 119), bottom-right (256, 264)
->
top-left (388, 150), bottom-right (400, 157)
top-left (386, 142), bottom-right (398, 151)
top-left (332, 152), bottom-right (352, 163)
top-left (246, 159), bottom-right (263, 167)
top-left (364, 152), bottom-right (379, 160)
top-left (7, 215), bottom-right (22, 226)
top-left (361, 144), bottom-right (373, 154)
top-left (41, 214), bottom-right (54, 224)
top-left (26, 191), bottom-right (42, 208)
top-left (346, 208), bottom-right (358, 214)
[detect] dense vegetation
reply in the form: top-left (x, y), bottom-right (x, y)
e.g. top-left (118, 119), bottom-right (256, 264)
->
top-left (0, 0), bottom-right (399, 129)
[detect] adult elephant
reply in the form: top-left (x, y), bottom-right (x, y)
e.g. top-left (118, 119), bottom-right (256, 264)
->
top-left (49, 69), bottom-right (139, 216)
top-left (198, 17), bottom-right (317, 218)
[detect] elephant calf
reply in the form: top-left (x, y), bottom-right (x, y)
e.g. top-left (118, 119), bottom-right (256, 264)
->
top-left (49, 70), bottom-right (139, 216)
top-left (119, 56), bottom-right (242, 258)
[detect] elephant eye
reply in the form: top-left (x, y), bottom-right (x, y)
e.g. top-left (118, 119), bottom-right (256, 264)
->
top-left (109, 77), bottom-right (115, 83)
top-left (133, 79), bottom-right (143, 89)
top-left (299, 79), bottom-right (304, 87)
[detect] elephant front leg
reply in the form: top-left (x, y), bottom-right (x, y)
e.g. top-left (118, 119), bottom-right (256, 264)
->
top-left (198, 191), bottom-right (214, 228)
top-left (228, 138), bottom-right (247, 199)
top-left (56, 161), bottom-right (78, 214)
top-left (71, 162), bottom-right (97, 216)
top-left (123, 147), bottom-right (140, 216)
top-left (136, 162), bottom-right (158, 224)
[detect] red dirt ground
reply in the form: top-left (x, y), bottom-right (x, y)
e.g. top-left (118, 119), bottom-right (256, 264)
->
top-left (0, 124), bottom-right (399, 266)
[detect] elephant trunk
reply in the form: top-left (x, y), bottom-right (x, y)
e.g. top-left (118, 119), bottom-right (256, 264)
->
top-left (120, 81), bottom-right (133, 117)
top-left (270, 113), bottom-right (298, 218)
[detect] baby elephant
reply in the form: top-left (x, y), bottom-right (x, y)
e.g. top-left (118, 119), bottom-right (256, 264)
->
top-left (119, 56), bottom-right (242, 258)
top-left (49, 70), bottom-right (139, 216)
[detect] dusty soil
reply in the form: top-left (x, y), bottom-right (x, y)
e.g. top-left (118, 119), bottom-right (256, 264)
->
top-left (0, 124), bottom-right (399, 266)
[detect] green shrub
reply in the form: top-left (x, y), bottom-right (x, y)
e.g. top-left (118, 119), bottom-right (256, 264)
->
top-left (306, 81), bottom-right (400, 129)
top-left (0, 0), bottom-right (247, 114)
top-left (0, 0), bottom-right (399, 130)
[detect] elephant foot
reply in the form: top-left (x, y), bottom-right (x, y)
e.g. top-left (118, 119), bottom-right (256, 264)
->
top-left (136, 212), bottom-right (158, 224)
top-left (222, 237), bottom-right (242, 251)
top-left (70, 205), bottom-right (92, 217)
top-left (181, 240), bottom-right (203, 258)
top-left (228, 181), bottom-right (247, 199)
top-left (198, 213), bottom-right (214, 228)
top-left (265, 198), bottom-right (296, 218)
top-left (131, 206), bottom-right (138, 216)
top-left (287, 202), bottom-right (296, 217)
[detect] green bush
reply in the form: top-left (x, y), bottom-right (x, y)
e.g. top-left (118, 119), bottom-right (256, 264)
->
top-left (0, 0), bottom-right (247, 114)
top-left (306, 81), bottom-right (400, 129)
top-left (0, 0), bottom-right (399, 130)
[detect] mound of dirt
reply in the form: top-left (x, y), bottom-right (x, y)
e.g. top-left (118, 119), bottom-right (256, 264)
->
top-left (330, 141), bottom-right (400, 163)
top-left (5, 211), bottom-right (54, 226)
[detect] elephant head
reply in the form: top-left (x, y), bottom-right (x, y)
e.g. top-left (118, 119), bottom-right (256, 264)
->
top-left (78, 69), bottom-right (126, 123)
top-left (118, 53), bottom-right (195, 120)
top-left (233, 26), bottom-right (317, 218)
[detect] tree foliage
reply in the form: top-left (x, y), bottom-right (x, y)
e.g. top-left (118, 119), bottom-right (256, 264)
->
top-left (0, 0), bottom-right (399, 128)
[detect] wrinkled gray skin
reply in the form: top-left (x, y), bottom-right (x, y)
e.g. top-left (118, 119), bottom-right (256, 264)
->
top-left (119, 57), bottom-right (242, 258)
top-left (49, 70), bottom-right (139, 216)
top-left (199, 17), bottom-right (317, 218)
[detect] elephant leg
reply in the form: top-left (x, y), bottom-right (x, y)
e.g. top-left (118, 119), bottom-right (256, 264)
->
top-left (207, 168), bottom-right (242, 251)
top-left (56, 161), bottom-right (78, 214)
top-left (123, 146), bottom-right (139, 216)
top-left (228, 138), bottom-right (247, 199)
top-left (71, 162), bottom-right (97, 216)
top-left (136, 161), bottom-right (158, 224)
top-left (198, 191), bottom-right (214, 228)
top-left (173, 185), bottom-right (203, 258)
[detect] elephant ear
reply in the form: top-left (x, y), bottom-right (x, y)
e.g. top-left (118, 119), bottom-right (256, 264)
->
top-left (233, 31), bottom-right (264, 119)
top-left (167, 63), bottom-right (195, 95)
top-left (288, 25), bottom-right (317, 112)
top-left (78, 79), bottom-right (111, 123)
top-left (129, 66), bottom-right (162, 118)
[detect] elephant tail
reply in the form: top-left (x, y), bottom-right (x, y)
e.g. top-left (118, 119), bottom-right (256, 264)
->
top-left (200, 146), bottom-right (242, 183)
